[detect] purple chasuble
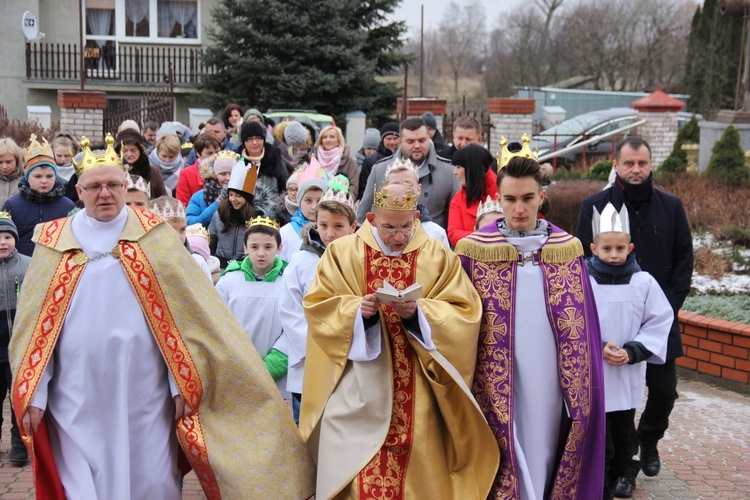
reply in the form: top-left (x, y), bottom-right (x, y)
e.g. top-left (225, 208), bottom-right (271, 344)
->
top-left (456, 221), bottom-right (605, 499)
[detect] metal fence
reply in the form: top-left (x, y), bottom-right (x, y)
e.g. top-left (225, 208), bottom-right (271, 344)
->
top-left (103, 90), bottom-right (174, 137)
top-left (26, 42), bottom-right (213, 86)
top-left (442, 111), bottom-right (494, 147)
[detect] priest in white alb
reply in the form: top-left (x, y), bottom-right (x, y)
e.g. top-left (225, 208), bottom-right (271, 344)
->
top-left (9, 135), bottom-right (314, 499)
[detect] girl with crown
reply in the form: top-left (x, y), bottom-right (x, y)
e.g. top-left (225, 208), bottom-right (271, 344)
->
top-left (215, 216), bottom-right (290, 398)
top-left (209, 157), bottom-right (277, 269)
top-left (2, 134), bottom-right (75, 256)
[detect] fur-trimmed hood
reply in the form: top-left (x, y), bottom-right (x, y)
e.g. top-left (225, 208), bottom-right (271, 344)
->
top-left (199, 156), bottom-right (218, 181)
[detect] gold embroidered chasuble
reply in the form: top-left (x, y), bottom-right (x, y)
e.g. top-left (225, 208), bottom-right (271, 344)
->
top-left (9, 207), bottom-right (315, 499)
top-left (301, 220), bottom-right (499, 499)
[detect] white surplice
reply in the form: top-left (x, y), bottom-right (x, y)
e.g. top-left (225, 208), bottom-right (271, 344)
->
top-left (279, 223), bottom-right (303, 263)
top-left (31, 208), bottom-right (180, 500)
top-left (215, 269), bottom-right (290, 398)
top-left (590, 271), bottom-right (672, 412)
top-left (507, 233), bottom-right (564, 500)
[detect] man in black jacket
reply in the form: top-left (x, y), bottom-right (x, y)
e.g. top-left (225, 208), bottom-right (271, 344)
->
top-left (577, 137), bottom-right (693, 498)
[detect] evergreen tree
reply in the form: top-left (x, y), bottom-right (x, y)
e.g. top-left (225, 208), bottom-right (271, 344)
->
top-left (703, 125), bottom-right (749, 186)
top-left (683, 0), bottom-right (743, 117)
top-left (660, 115), bottom-right (701, 173)
top-left (198, 0), bottom-right (410, 121)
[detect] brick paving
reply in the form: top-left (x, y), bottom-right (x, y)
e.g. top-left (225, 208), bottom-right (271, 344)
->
top-left (1, 377), bottom-right (748, 498)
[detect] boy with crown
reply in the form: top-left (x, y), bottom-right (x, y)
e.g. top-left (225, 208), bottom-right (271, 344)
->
top-left (280, 174), bottom-right (358, 424)
top-left (216, 215), bottom-right (291, 398)
top-left (9, 134), bottom-right (314, 498)
top-left (455, 141), bottom-right (606, 499)
top-left (300, 181), bottom-right (499, 499)
top-left (587, 203), bottom-right (672, 500)
top-left (2, 134), bottom-right (75, 256)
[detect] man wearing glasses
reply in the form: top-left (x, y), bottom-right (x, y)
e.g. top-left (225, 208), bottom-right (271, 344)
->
top-left (9, 135), bottom-right (313, 498)
top-left (300, 181), bottom-right (499, 499)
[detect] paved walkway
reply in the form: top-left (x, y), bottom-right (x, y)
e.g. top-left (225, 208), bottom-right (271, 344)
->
top-left (1, 377), bottom-right (748, 499)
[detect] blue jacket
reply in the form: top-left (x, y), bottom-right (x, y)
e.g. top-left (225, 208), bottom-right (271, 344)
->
top-left (2, 183), bottom-right (75, 256)
top-left (187, 189), bottom-right (219, 228)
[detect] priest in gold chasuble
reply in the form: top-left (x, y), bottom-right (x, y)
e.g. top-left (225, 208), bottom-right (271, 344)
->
top-left (301, 183), bottom-right (499, 499)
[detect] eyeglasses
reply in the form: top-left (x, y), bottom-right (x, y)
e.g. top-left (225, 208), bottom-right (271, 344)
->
top-left (79, 182), bottom-right (124, 194)
top-left (375, 222), bottom-right (416, 236)
top-left (287, 187), bottom-right (298, 193)
top-left (245, 137), bottom-right (264, 144)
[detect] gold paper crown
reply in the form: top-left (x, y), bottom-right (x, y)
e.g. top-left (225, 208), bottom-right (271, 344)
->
top-left (73, 134), bottom-right (124, 176)
top-left (214, 150), bottom-right (241, 162)
top-left (372, 182), bottom-right (419, 211)
top-left (125, 175), bottom-right (151, 197)
top-left (0, 210), bottom-right (12, 221)
top-left (476, 195), bottom-right (503, 221)
top-left (150, 203), bottom-right (186, 220)
top-left (23, 134), bottom-right (55, 165)
top-left (185, 223), bottom-right (210, 242)
top-left (496, 133), bottom-right (538, 170)
top-left (385, 157), bottom-right (419, 179)
top-left (246, 216), bottom-right (280, 230)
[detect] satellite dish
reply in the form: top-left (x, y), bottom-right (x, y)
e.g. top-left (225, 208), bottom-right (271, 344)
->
top-left (22, 11), bottom-right (39, 41)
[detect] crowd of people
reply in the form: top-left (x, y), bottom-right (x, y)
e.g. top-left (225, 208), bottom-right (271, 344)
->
top-left (0, 104), bottom-right (693, 500)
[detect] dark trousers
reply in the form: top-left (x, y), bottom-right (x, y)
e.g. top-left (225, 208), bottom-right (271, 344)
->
top-left (637, 359), bottom-right (677, 448)
top-left (0, 361), bottom-right (20, 438)
top-left (605, 409), bottom-right (636, 491)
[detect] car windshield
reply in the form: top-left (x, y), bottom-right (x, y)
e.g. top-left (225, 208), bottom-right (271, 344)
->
top-left (538, 115), bottom-right (614, 137)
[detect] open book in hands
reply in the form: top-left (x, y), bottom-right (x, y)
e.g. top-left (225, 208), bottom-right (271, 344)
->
top-left (375, 281), bottom-right (423, 305)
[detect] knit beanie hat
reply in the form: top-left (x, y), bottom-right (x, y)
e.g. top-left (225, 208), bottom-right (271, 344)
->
top-left (286, 171), bottom-right (298, 188)
top-left (243, 108), bottom-right (264, 122)
top-left (284, 121), bottom-right (309, 147)
top-left (240, 121), bottom-right (267, 144)
top-left (118, 120), bottom-right (141, 134)
top-left (380, 122), bottom-right (399, 140)
top-left (213, 155), bottom-right (236, 175)
top-left (420, 111), bottom-right (437, 130)
top-left (0, 213), bottom-right (18, 242)
top-left (23, 134), bottom-right (58, 179)
top-left (363, 128), bottom-right (380, 149)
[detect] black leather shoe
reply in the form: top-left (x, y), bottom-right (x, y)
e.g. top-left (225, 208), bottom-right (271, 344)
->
top-left (9, 425), bottom-right (28, 467)
top-left (613, 475), bottom-right (635, 498)
top-left (640, 446), bottom-right (661, 477)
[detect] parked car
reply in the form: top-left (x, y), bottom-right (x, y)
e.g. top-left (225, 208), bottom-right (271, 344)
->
top-left (265, 109), bottom-right (335, 132)
top-left (533, 108), bottom-right (701, 167)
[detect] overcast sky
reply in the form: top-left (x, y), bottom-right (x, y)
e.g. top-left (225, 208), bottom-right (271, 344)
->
top-left (390, 0), bottom-right (527, 38)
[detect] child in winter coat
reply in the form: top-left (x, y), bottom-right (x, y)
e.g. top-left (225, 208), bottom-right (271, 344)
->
top-left (2, 134), bottom-right (75, 256)
top-left (278, 159), bottom-right (329, 262)
top-left (186, 151), bottom-right (237, 227)
top-left (0, 138), bottom-right (24, 207)
top-left (586, 203), bottom-right (673, 499)
top-left (149, 134), bottom-right (184, 195)
top-left (0, 214), bottom-right (31, 466)
top-left (280, 177), bottom-right (357, 424)
top-left (216, 218), bottom-right (290, 398)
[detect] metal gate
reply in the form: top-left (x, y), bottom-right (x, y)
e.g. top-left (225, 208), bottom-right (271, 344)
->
top-left (103, 88), bottom-right (174, 137)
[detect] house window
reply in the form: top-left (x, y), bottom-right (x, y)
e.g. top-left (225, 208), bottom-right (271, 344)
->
top-left (85, 0), bottom-right (200, 43)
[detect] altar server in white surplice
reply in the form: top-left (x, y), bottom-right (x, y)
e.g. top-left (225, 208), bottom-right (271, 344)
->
top-left (585, 202), bottom-right (672, 500)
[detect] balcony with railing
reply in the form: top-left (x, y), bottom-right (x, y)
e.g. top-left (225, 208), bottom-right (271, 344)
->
top-left (25, 42), bottom-right (214, 87)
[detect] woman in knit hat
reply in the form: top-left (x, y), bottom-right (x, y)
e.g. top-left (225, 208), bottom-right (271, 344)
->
top-left (277, 170), bottom-right (299, 227)
top-left (0, 138), bottom-right (25, 207)
top-left (355, 127), bottom-right (380, 173)
top-left (239, 121), bottom-right (287, 219)
top-left (312, 125), bottom-right (358, 201)
top-left (277, 120), bottom-right (311, 175)
top-left (2, 134), bottom-right (75, 256)
top-left (186, 151), bottom-right (237, 227)
top-left (115, 127), bottom-right (168, 199)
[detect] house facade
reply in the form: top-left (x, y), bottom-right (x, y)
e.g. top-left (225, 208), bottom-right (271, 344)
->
top-left (1, 0), bottom-right (217, 127)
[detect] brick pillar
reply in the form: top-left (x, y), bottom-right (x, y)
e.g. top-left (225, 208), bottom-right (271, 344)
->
top-left (487, 98), bottom-right (535, 157)
top-left (395, 98), bottom-right (447, 131)
top-left (631, 88), bottom-right (686, 167)
top-left (58, 90), bottom-right (106, 138)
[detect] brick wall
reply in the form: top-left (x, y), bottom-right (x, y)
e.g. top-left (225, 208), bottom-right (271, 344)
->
top-left (487, 99), bottom-right (534, 157)
top-left (58, 90), bottom-right (106, 139)
top-left (678, 311), bottom-right (750, 385)
top-left (636, 110), bottom-right (679, 167)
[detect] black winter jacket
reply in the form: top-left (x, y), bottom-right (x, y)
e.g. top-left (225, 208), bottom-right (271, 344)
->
top-left (577, 175), bottom-right (693, 359)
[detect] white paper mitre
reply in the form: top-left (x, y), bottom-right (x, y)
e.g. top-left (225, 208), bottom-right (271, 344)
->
top-left (592, 202), bottom-right (630, 237)
top-left (228, 159), bottom-right (260, 195)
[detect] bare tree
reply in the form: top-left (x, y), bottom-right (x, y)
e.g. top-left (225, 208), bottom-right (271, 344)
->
top-left (436, 0), bottom-right (487, 99)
